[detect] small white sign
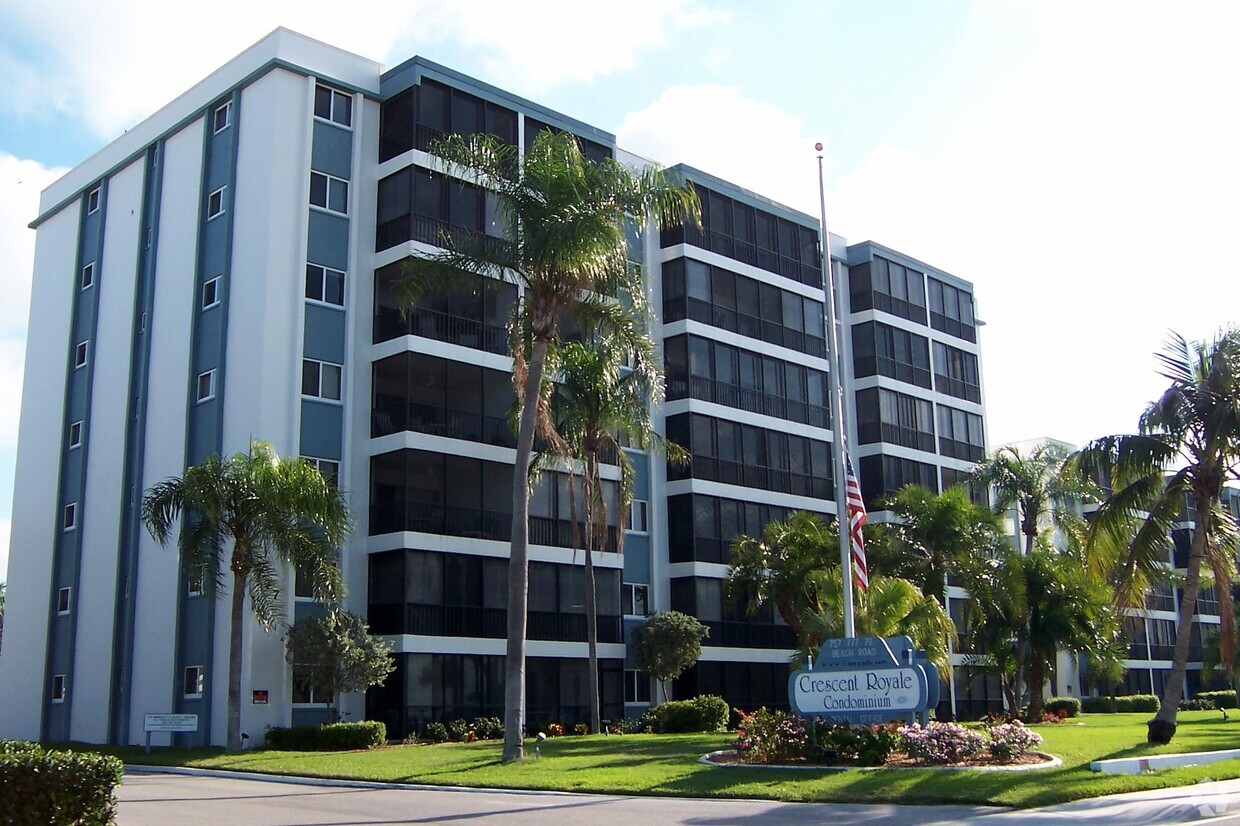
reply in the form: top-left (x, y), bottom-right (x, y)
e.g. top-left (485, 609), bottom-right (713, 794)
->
top-left (143, 713), bottom-right (199, 733)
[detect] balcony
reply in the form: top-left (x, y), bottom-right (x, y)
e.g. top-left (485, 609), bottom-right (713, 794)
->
top-left (370, 502), bottom-right (617, 552)
top-left (387, 603), bottom-right (623, 643)
top-left (373, 305), bottom-right (509, 354)
top-left (668, 375), bottom-right (828, 429)
top-left (664, 296), bottom-right (827, 359)
top-left (661, 223), bottom-right (820, 287)
top-left (372, 400), bottom-right (516, 447)
top-left (699, 619), bottom-right (798, 650)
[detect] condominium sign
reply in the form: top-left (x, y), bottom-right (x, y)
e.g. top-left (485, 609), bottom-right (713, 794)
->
top-left (788, 636), bottom-right (938, 725)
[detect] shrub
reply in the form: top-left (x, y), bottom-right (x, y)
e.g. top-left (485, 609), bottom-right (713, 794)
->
top-left (1081, 694), bottom-right (1160, 714)
top-left (0, 741), bottom-right (124, 825)
top-left (618, 717), bottom-right (650, 734)
top-left (264, 721), bottom-right (387, 751)
top-left (573, 722), bottom-right (589, 736)
top-left (1180, 698), bottom-right (1218, 711)
top-left (546, 723), bottom-right (564, 737)
top-left (1044, 697), bottom-right (1081, 718)
top-left (647, 695), bottom-right (730, 733)
top-left (1039, 711), bottom-right (1067, 724)
top-left (899, 722), bottom-right (985, 765)
top-left (1196, 690), bottom-right (1237, 709)
top-left (423, 722), bottom-right (449, 743)
top-left (987, 721), bottom-right (1043, 761)
top-left (470, 717), bottom-right (503, 740)
top-left (446, 719), bottom-right (472, 742)
top-left (733, 708), bottom-right (808, 763)
top-left (810, 722), bottom-right (901, 766)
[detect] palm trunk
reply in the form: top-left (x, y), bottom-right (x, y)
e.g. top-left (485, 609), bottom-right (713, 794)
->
top-left (503, 338), bottom-right (548, 762)
top-left (1150, 506), bottom-right (1209, 743)
top-left (1027, 653), bottom-right (1046, 721)
top-left (584, 460), bottom-right (601, 735)
top-left (227, 566), bottom-right (246, 752)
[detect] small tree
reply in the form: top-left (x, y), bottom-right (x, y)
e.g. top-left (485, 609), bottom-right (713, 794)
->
top-left (632, 611), bottom-right (708, 703)
top-left (285, 612), bottom-right (394, 721)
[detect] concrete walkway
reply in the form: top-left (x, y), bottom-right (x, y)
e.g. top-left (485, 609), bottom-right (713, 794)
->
top-left (118, 768), bottom-right (1240, 825)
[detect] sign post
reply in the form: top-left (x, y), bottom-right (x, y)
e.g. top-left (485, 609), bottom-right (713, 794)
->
top-left (142, 713), bottom-right (198, 754)
top-left (789, 636), bottom-right (937, 726)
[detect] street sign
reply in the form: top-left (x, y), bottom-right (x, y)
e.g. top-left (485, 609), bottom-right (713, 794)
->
top-left (143, 713), bottom-right (199, 732)
top-left (790, 636), bottom-right (934, 725)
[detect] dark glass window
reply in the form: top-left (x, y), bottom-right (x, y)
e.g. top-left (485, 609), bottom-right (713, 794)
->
top-left (849, 255), bottom-right (927, 323)
top-left (856, 388), bottom-right (935, 452)
top-left (932, 342), bottom-right (982, 403)
top-left (857, 454), bottom-right (938, 508)
top-left (379, 87), bottom-right (415, 161)
top-left (851, 322), bottom-right (932, 389)
top-left (373, 263), bottom-right (515, 350)
top-left (524, 117), bottom-right (612, 163)
top-left (928, 277), bottom-right (977, 342)
top-left (936, 405), bottom-right (985, 462)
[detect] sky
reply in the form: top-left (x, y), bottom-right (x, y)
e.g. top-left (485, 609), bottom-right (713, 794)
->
top-left (1, 0), bottom-right (1238, 581)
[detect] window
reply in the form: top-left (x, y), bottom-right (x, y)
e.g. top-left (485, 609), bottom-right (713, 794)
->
top-left (302, 359), bottom-right (342, 400)
top-left (624, 669), bottom-right (651, 704)
top-left (937, 405), bottom-right (985, 462)
top-left (622, 583), bottom-right (649, 617)
top-left (213, 101), bottom-right (231, 133)
top-left (292, 680), bottom-right (332, 705)
top-left (186, 562), bottom-right (207, 597)
top-left (81, 262), bottom-right (95, 290)
top-left (305, 264), bottom-right (345, 306)
top-left (207, 186), bottom-right (226, 220)
top-left (57, 587), bottom-right (71, 615)
top-left (628, 500), bottom-right (649, 533)
top-left (314, 84), bottom-right (352, 127)
top-left (196, 370), bottom-right (217, 403)
top-left (183, 665), bottom-right (204, 698)
top-left (304, 457), bottom-right (339, 485)
top-left (86, 188), bottom-right (100, 215)
top-left (51, 674), bottom-right (66, 703)
top-left (63, 503), bottom-right (77, 531)
top-left (932, 342), bottom-right (982, 403)
top-left (928, 277), bottom-right (976, 342)
top-left (74, 341), bottom-right (89, 369)
top-left (68, 420), bottom-right (83, 449)
top-left (202, 276), bottom-right (221, 309)
top-left (309, 171), bottom-right (348, 214)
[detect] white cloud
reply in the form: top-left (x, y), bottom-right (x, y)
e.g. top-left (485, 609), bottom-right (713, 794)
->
top-left (0, 0), bottom-right (728, 138)
top-left (617, 84), bottom-right (826, 216)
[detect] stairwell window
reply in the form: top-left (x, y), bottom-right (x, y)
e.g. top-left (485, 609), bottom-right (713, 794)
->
top-left (196, 370), bottom-right (217, 403)
top-left (57, 587), bottom-right (71, 615)
top-left (183, 665), bottom-right (204, 699)
top-left (628, 500), bottom-right (649, 533)
top-left (207, 186), bottom-right (226, 220)
top-left (68, 420), bottom-right (83, 449)
top-left (74, 341), bottom-right (89, 369)
top-left (302, 359), bottom-right (342, 401)
top-left (305, 264), bottom-right (345, 306)
top-left (314, 84), bottom-right (352, 127)
top-left (81, 262), bottom-right (95, 290)
top-left (51, 674), bottom-right (67, 703)
top-left (310, 172), bottom-right (348, 215)
top-left (202, 276), bottom-right (221, 310)
top-left (86, 188), bottom-right (100, 214)
top-left (213, 101), bottom-right (232, 134)
top-left (63, 503), bottom-right (78, 531)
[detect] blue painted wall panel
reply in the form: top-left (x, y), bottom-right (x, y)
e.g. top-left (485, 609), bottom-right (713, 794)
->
top-left (311, 122), bottom-right (353, 180)
top-left (299, 401), bottom-right (343, 460)
top-left (303, 304), bottom-right (346, 363)
top-left (307, 212), bottom-right (349, 270)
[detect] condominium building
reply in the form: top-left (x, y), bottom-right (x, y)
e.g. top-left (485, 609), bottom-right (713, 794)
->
top-left (0, 29), bottom-right (989, 746)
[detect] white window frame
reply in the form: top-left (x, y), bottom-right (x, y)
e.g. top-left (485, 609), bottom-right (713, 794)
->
top-left (309, 171), bottom-right (349, 215)
top-left (183, 665), bottom-right (205, 699)
top-left (68, 420), bottom-right (83, 449)
top-left (213, 101), bottom-right (231, 134)
top-left (628, 499), bottom-right (649, 533)
top-left (304, 263), bottom-right (346, 307)
top-left (81, 262), bottom-right (95, 290)
top-left (202, 276), bottom-right (221, 310)
top-left (186, 563), bottom-right (206, 597)
top-left (63, 502), bottom-right (77, 531)
top-left (207, 186), bottom-right (226, 220)
top-left (196, 369), bottom-right (217, 403)
top-left (622, 582), bottom-right (649, 617)
top-left (51, 674), bottom-right (67, 703)
top-left (303, 456), bottom-right (340, 484)
top-left (624, 669), bottom-right (651, 704)
top-left (302, 359), bottom-right (343, 402)
top-left (313, 84), bottom-right (353, 128)
top-left (86, 188), bottom-right (100, 215)
top-left (57, 586), bottom-right (71, 615)
top-left (74, 341), bottom-right (89, 369)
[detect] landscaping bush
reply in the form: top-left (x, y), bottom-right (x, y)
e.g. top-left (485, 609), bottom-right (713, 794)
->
top-left (0, 741), bottom-right (123, 825)
top-left (647, 695), bottom-right (730, 733)
top-left (734, 708), bottom-right (808, 763)
top-left (811, 722), bottom-right (901, 766)
top-left (987, 721), bottom-right (1043, 761)
top-left (1080, 694), bottom-right (1160, 714)
top-left (1196, 690), bottom-right (1237, 709)
top-left (423, 722), bottom-right (449, 743)
top-left (1044, 697), bottom-right (1081, 718)
top-left (264, 720), bottom-right (386, 750)
top-left (617, 717), bottom-right (651, 734)
top-left (545, 723), bottom-right (564, 737)
top-left (1180, 698), bottom-right (1218, 711)
top-left (573, 722), bottom-right (589, 736)
top-left (470, 717), bottom-right (503, 740)
top-left (899, 722), bottom-right (985, 765)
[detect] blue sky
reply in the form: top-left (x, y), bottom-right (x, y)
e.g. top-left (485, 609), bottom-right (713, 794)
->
top-left (2, 0), bottom-right (1238, 580)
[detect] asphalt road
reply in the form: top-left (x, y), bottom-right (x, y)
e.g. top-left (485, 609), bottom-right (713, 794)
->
top-left (117, 770), bottom-right (1240, 825)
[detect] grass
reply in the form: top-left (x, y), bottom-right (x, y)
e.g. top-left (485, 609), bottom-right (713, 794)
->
top-left (64, 711), bottom-right (1240, 809)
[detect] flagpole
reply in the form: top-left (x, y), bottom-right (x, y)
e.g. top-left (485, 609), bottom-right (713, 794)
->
top-left (816, 142), bottom-right (855, 639)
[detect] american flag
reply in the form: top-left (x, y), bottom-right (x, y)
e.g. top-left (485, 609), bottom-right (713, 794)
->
top-left (844, 451), bottom-right (868, 592)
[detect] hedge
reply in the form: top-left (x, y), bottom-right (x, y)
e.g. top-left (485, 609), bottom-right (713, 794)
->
top-left (264, 720), bottom-right (386, 750)
top-left (1196, 690), bottom-right (1237, 709)
top-left (0, 740), bottom-right (123, 825)
top-left (1044, 697), bottom-right (1081, 717)
top-left (1081, 694), bottom-right (1160, 713)
top-left (644, 695), bottom-right (730, 733)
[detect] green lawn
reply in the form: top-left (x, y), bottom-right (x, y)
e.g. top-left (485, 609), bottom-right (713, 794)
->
top-left (72, 711), bottom-right (1240, 809)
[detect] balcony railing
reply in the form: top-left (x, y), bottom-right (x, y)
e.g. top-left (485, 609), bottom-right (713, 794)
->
top-left (930, 311), bottom-right (977, 343)
top-left (393, 603), bottom-right (623, 643)
top-left (370, 502), bottom-right (618, 551)
top-left (667, 375), bottom-right (828, 429)
top-left (858, 421), bottom-right (936, 453)
top-left (373, 305), bottom-right (509, 353)
top-left (698, 619), bottom-right (798, 650)
top-left (933, 373), bottom-right (982, 403)
top-left (661, 224), bottom-right (821, 287)
top-left (677, 456), bottom-right (832, 500)
top-left (854, 355), bottom-right (933, 389)
top-left (372, 400), bottom-right (516, 447)
top-left (664, 297), bottom-right (827, 359)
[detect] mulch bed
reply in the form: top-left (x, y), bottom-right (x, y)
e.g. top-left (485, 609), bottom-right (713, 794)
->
top-left (709, 750), bottom-right (1052, 769)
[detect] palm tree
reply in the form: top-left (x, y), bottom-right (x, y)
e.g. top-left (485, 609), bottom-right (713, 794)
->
top-left (395, 130), bottom-right (697, 761)
top-left (1072, 329), bottom-right (1240, 743)
top-left (538, 334), bottom-right (686, 733)
top-left (971, 441), bottom-right (1094, 555)
top-left (801, 570), bottom-right (956, 675)
top-left (141, 442), bottom-right (349, 751)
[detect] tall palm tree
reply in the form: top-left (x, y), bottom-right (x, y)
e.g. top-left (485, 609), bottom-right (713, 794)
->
top-left (971, 441), bottom-right (1094, 555)
top-left (1072, 329), bottom-right (1240, 743)
top-left (538, 334), bottom-right (686, 733)
top-left (395, 130), bottom-right (698, 761)
top-left (141, 442), bottom-right (349, 751)
top-left (801, 570), bottom-right (956, 675)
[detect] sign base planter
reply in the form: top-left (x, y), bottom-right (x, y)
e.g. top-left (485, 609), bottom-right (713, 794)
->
top-left (701, 749), bottom-right (1064, 772)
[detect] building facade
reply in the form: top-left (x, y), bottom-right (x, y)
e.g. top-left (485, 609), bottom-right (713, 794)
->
top-left (0, 29), bottom-right (990, 746)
